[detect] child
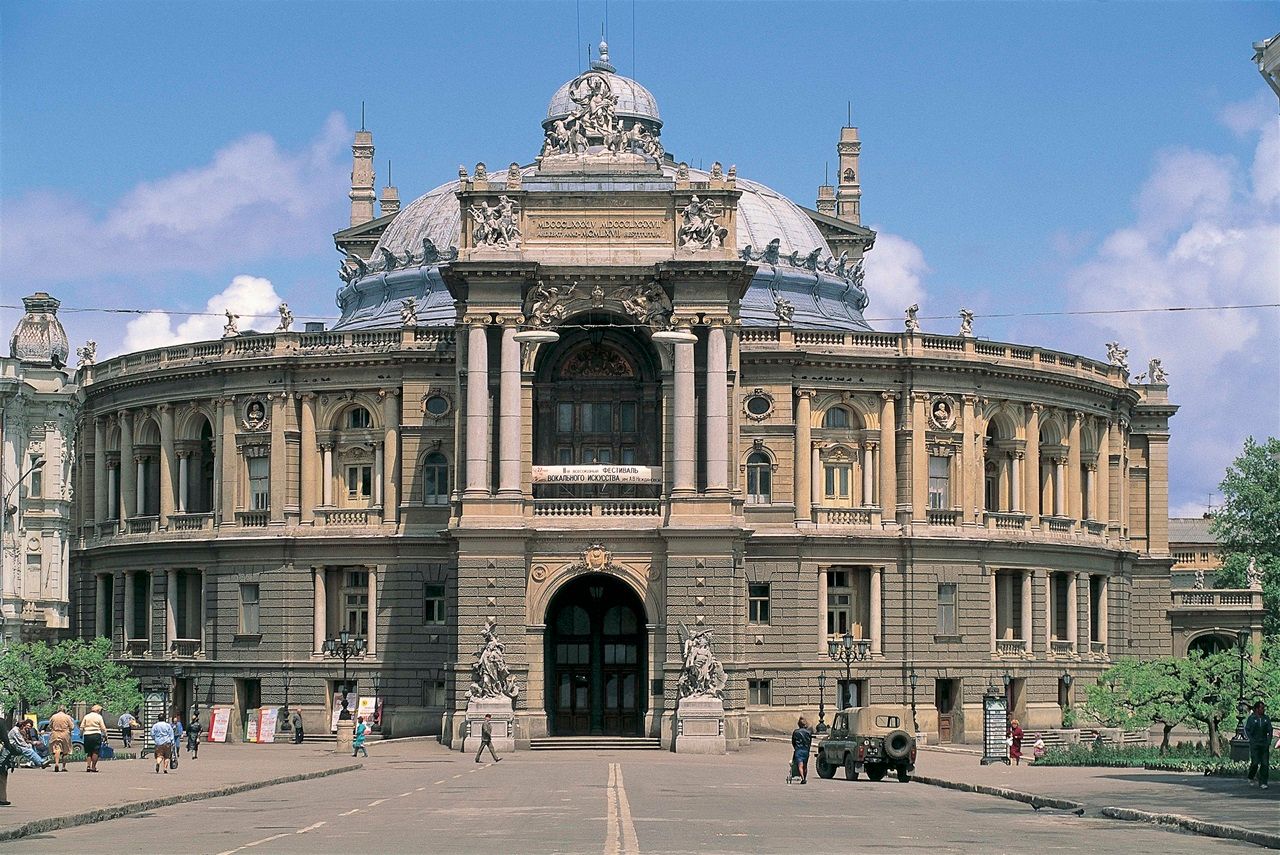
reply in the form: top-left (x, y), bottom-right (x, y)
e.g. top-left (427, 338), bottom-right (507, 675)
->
top-left (1032, 733), bottom-right (1046, 762)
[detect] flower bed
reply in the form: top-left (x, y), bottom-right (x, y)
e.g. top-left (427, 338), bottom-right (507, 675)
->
top-left (1037, 743), bottom-right (1276, 775)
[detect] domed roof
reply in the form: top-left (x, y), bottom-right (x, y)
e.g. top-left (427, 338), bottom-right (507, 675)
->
top-left (545, 43), bottom-right (661, 128)
top-left (9, 292), bottom-right (70, 368)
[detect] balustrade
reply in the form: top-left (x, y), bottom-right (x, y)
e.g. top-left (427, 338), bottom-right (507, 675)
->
top-left (814, 507), bottom-right (876, 526)
top-left (170, 639), bottom-right (202, 658)
top-left (235, 510), bottom-right (270, 528)
top-left (996, 639), bottom-right (1027, 657)
top-left (532, 498), bottom-right (662, 517)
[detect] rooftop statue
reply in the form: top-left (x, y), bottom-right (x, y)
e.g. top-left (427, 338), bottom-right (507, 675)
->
top-left (400, 297), bottom-right (419, 327)
top-left (904, 304), bottom-right (920, 333)
top-left (1105, 342), bottom-right (1129, 372)
top-left (959, 308), bottom-right (974, 338)
top-left (773, 295), bottom-right (795, 325)
top-left (222, 310), bottom-right (240, 339)
top-left (276, 303), bottom-right (293, 332)
top-left (470, 620), bottom-right (520, 700)
top-left (528, 281), bottom-right (577, 328)
top-left (469, 195), bottom-right (522, 249)
top-left (1147, 358), bottom-right (1168, 384)
top-left (76, 340), bottom-right (97, 367)
top-left (678, 195), bottom-right (728, 251)
top-left (678, 622), bottom-right (727, 700)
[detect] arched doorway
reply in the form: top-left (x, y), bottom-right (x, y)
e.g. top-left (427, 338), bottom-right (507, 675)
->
top-left (545, 574), bottom-right (647, 736)
top-left (1188, 633), bottom-right (1234, 656)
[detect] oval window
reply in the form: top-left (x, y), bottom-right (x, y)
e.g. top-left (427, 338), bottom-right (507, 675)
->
top-left (424, 395), bottom-right (450, 416)
top-left (745, 395), bottom-right (771, 417)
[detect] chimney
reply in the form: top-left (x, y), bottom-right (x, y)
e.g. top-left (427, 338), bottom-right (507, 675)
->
top-left (349, 127), bottom-right (376, 226)
top-left (836, 125), bottom-right (862, 225)
top-left (380, 159), bottom-right (400, 216)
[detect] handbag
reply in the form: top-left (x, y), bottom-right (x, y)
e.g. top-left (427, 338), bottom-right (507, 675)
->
top-left (169, 751), bottom-right (178, 770)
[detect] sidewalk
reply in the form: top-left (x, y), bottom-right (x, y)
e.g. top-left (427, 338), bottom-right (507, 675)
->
top-left (0, 742), bottom-right (360, 840)
top-left (918, 747), bottom-right (1279, 842)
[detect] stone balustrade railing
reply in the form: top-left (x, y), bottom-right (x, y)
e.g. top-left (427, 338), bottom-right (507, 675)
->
top-left (814, 507), bottom-right (878, 526)
top-left (996, 639), bottom-right (1028, 657)
top-left (170, 639), bottom-right (202, 658)
top-left (87, 327), bottom-right (457, 382)
top-left (531, 498), bottom-right (662, 517)
top-left (1169, 588), bottom-right (1263, 610)
top-left (1050, 640), bottom-right (1076, 657)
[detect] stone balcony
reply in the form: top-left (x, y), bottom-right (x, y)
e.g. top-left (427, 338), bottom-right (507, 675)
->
top-left (813, 507), bottom-right (880, 527)
top-left (169, 638), bottom-right (203, 658)
top-left (996, 639), bottom-right (1029, 657)
top-left (531, 498), bottom-right (662, 518)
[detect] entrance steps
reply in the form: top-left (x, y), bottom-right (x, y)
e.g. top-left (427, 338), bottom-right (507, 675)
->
top-left (529, 736), bottom-right (663, 751)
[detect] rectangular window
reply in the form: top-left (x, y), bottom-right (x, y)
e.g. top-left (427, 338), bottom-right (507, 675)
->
top-left (826, 568), bottom-right (870, 639)
top-left (557, 447), bottom-right (573, 465)
top-left (837, 678), bottom-right (866, 709)
top-left (748, 679), bottom-right (772, 706)
top-left (346, 464), bottom-right (373, 501)
top-left (424, 582), bottom-right (446, 625)
top-left (28, 456), bottom-right (42, 498)
top-left (1051, 572), bottom-right (1070, 640)
top-left (824, 464), bottom-right (851, 503)
top-left (557, 403), bottom-right (573, 432)
top-left (619, 402), bottom-right (637, 432)
top-left (239, 583), bottom-right (260, 635)
top-left (937, 583), bottom-right (957, 636)
top-left (343, 570), bottom-right (369, 638)
top-left (423, 680), bottom-right (447, 707)
top-left (620, 447), bottom-right (637, 465)
top-left (928, 455), bottom-right (951, 509)
top-left (248, 457), bottom-right (270, 511)
top-left (1090, 575), bottom-right (1104, 642)
top-left (747, 582), bottom-right (770, 624)
top-left (578, 402), bottom-right (612, 433)
top-left (131, 571), bottom-right (150, 639)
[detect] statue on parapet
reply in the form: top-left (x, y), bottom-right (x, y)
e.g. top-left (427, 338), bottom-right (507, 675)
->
top-left (1105, 342), bottom-right (1129, 372)
top-left (959, 309), bottom-right (974, 338)
top-left (677, 622), bottom-right (727, 700)
top-left (277, 303), bottom-right (293, 332)
top-left (469, 620), bottom-right (520, 700)
top-left (222, 310), bottom-right (240, 338)
top-left (904, 304), bottom-right (920, 333)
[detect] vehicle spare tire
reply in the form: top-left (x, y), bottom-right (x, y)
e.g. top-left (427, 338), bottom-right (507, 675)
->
top-left (884, 729), bottom-right (912, 761)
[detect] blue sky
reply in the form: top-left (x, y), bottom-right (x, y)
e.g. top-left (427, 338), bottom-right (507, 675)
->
top-left (2, 1), bottom-right (1277, 515)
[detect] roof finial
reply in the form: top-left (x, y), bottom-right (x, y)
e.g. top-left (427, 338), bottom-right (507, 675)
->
top-left (387, 159), bottom-right (392, 186)
top-left (846, 100), bottom-right (852, 128)
top-left (361, 100), bottom-right (366, 131)
top-left (591, 33), bottom-right (615, 73)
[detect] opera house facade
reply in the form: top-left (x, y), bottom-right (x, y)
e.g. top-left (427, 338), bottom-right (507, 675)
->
top-left (69, 45), bottom-right (1184, 747)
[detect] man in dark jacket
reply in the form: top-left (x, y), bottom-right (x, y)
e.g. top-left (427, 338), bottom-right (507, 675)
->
top-left (290, 708), bottom-right (305, 745)
top-left (1245, 700), bottom-right (1274, 790)
top-left (791, 717), bottom-right (814, 784)
top-left (474, 714), bottom-right (501, 763)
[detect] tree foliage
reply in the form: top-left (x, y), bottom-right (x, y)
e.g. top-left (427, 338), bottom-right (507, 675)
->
top-left (1211, 436), bottom-right (1280, 637)
top-left (0, 638), bottom-right (141, 718)
top-left (1084, 658), bottom-right (1189, 753)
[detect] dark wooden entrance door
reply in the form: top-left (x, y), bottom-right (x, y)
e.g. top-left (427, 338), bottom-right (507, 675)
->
top-left (546, 575), bottom-right (646, 736)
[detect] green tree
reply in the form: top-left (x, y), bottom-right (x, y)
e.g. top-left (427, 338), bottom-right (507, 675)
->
top-left (1084, 658), bottom-right (1190, 754)
top-left (43, 638), bottom-right (142, 717)
top-left (1211, 436), bottom-right (1280, 637)
top-left (0, 642), bottom-right (54, 715)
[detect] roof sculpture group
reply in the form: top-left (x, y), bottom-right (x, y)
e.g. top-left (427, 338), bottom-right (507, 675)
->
top-left (541, 68), bottom-right (664, 160)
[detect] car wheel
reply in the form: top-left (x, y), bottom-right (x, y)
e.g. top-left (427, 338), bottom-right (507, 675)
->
top-left (896, 767), bottom-right (911, 783)
top-left (844, 756), bottom-right (859, 780)
top-left (866, 764), bottom-right (887, 782)
top-left (884, 729), bottom-right (913, 762)
top-left (816, 755), bottom-right (836, 779)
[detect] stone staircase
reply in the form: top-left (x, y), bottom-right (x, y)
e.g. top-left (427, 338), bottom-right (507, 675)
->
top-left (529, 736), bottom-right (663, 751)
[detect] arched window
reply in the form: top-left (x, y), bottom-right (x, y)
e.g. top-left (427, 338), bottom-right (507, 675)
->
top-left (603, 605), bottom-right (638, 635)
top-left (421, 452), bottom-right (449, 505)
top-left (823, 407), bottom-right (851, 429)
top-left (347, 407), bottom-right (372, 429)
top-left (746, 451), bottom-right (772, 505)
top-left (556, 605), bottom-right (590, 635)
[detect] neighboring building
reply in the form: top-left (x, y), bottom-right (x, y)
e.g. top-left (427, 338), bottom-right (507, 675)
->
top-left (1167, 515), bottom-right (1265, 658)
top-left (2, 294), bottom-right (80, 643)
top-left (1170, 516), bottom-right (1222, 585)
top-left (1254, 32), bottom-right (1280, 102)
top-left (73, 46), bottom-right (1194, 745)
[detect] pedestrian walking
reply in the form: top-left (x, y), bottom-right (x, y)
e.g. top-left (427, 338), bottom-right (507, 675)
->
top-left (353, 716), bottom-right (369, 758)
top-left (1245, 700), bottom-right (1273, 790)
top-left (790, 717), bottom-right (814, 784)
top-left (186, 714), bottom-right (201, 759)
top-left (80, 705), bottom-right (108, 773)
top-left (49, 706), bottom-right (74, 772)
top-left (0, 717), bottom-right (17, 805)
top-left (151, 717), bottom-right (175, 775)
top-left (474, 714), bottom-right (501, 763)
top-left (290, 708), bottom-right (305, 744)
top-left (1008, 719), bottom-right (1024, 765)
top-left (171, 715), bottom-right (185, 760)
top-left (117, 710), bottom-right (136, 748)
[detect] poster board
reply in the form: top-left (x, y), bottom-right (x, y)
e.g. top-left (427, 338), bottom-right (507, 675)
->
top-left (331, 692), bottom-right (359, 732)
top-left (245, 708), bottom-right (261, 743)
top-left (208, 706), bottom-right (231, 743)
top-left (356, 696), bottom-right (377, 722)
top-left (257, 707), bottom-right (279, 743)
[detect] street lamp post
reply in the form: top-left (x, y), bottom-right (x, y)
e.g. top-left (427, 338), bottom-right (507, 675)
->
top-left (826, 631), bottom-right (871, 710)
top-left (816, 672), bottom-right (828, 734)
top-left (1235, 630), bottom-right (1251, 737)
top-left (908, 669), bottom-right (919, 733)
top-left (323, 629), bottom-right (366, 721)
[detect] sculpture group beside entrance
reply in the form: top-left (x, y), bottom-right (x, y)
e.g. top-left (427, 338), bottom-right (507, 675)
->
top-left (463, 620), bottom-right (518, 755)
top-left (674, 621), bottom-right (728, 754)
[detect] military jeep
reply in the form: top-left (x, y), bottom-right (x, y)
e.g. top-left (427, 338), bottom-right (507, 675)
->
top-left (815, 705), bottom-right (916, 782)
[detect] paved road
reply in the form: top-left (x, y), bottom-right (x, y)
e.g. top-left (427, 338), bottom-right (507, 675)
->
top-left (7, 742), bottom-right (1258, 854)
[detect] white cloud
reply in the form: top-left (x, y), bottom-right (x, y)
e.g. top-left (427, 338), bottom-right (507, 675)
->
top-left (123, 275), bottom-right (284, 353)
top-left (1062, 108), bottom-right (1280, 511)
top-left (863, 230), bottom-right (929, 315)
top-left (2, 113), bottom-right (350, 281)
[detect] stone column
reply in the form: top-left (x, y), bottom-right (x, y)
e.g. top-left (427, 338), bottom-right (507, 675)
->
top-left (107, 466), bottom-right (118, 520)
top-left (313, 567), bottom-right (328, 653)
top-left (1099, 575), bottom-right (1110, 649)
top-left (870, 566), bottom-right (883, 655)
top-left (862, 444), bottom-right (875, 507)
top-left (788, 391), bottom-right (808, 522)
top-left (177, 453), bottom-right (189, 514)
top-left (910, 394), bottom-right (927, 521)
top-left (1020, 571), bottom-right (1033, 651)
top-left (1083, 464), bottom-right (1096, 521)
top-left (989, 571), bottom-right (998, 654)
top-left (464, 322), bottom-right (491, 496)
top-left (270, 394), bottom-right (287, 524)
top-left (1053, 458), bottom-right (1066, 517)
top-left (382, 390), bottom-right (401, 519)
top-left (321, 443), bottom-right (335, 506)
top-left (1119, 422), bottom-right (1130, 537)
top-left (95, 574), bottom-right (109, 637)
top-left (498, 327), bottom-right (521, 496)
top-left (300, 394), bottom-right (318, 522)
top-left (1010, 452), bottom-right (1023, 513)
top-left (373, 443), bottom-right (384, 507)
top-left (816, 566), bottom-right (828, 653)
top-left (705, 324), bottom-right (729, 492)
top-left (1069, 573), bottom-right (1081, 650)
top-left (1024, 404), bottom-right (1040, 524)
top-left (135, 456), bottom-right (147, 517)
top-left (219, 400), bottom-right (237, 524)
top-left (93, 418), bottom-right (107, 523)
top-left (367, 566), bottom-right (379, 656)
top-left (159, 403), bottom-right (176, 526)
top-left (962, 397), bottom-right (979, 523)
top-left (672, 338), bottom-right (696, 494)
top-left (124, 570), bottom-right (137, 640)
top-left (166, 569), bottom-right (178, 652)
top-left (812, 446), bottom-right (822, 509)
top-left (879, 393), bottom-right (897, 523)
top-left (119, 411), bottom-right (135, 525)
top-left (1097, 421), bottom-right (1111, 529)
top-left (1067, 411), bottom-right (1082, 520)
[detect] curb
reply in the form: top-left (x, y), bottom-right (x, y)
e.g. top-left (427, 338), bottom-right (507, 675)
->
top-left (0, 762), bottom-right (363, 843)
top-left (911, 774), bottom-right (1085, 812)
top-left (1099, 806), bottom-right (1280, 851)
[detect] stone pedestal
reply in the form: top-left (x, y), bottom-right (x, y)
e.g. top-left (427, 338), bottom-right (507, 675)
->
top-left (335, 718), bottom-right (354, 755)
top-left (462, 696), bottom-right (515, 754)
top-left (674, 696), bottom-right (726, 754)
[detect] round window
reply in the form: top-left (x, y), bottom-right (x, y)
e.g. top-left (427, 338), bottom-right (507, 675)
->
top-left (745, 395), bottom-right (771, 417)
top-left (424, 395), bottom-right (451, 417)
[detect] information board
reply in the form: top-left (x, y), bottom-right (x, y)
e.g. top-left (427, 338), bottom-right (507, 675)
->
top-left (531, 465), bottom-right (661, 484)
top-left (981, 692), bottom-right (1010, 766)
top-left (257, 707), bottom-right (279, 743)
top-left (209, 707), bottom-right (231, 743)
top-left (245, 708), bottom-right (261, 743)
top-left (356, 696), bottom-right (377, 722)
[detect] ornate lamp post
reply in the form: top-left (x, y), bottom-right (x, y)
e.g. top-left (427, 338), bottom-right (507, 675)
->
top-left (323, 629), bottom-right (366, 721)
top-left (908, 668), bottom-right (919, 733)
top-left (826, 631), bottom-right (871, 709)
top-left (1234, 629), bottom-right (1251, 741)
top-left (816, 671), bottom-right (828, 734)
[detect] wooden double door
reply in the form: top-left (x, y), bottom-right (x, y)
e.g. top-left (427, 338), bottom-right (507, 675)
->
top-left (546, 575), bottom-right (646, 736)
